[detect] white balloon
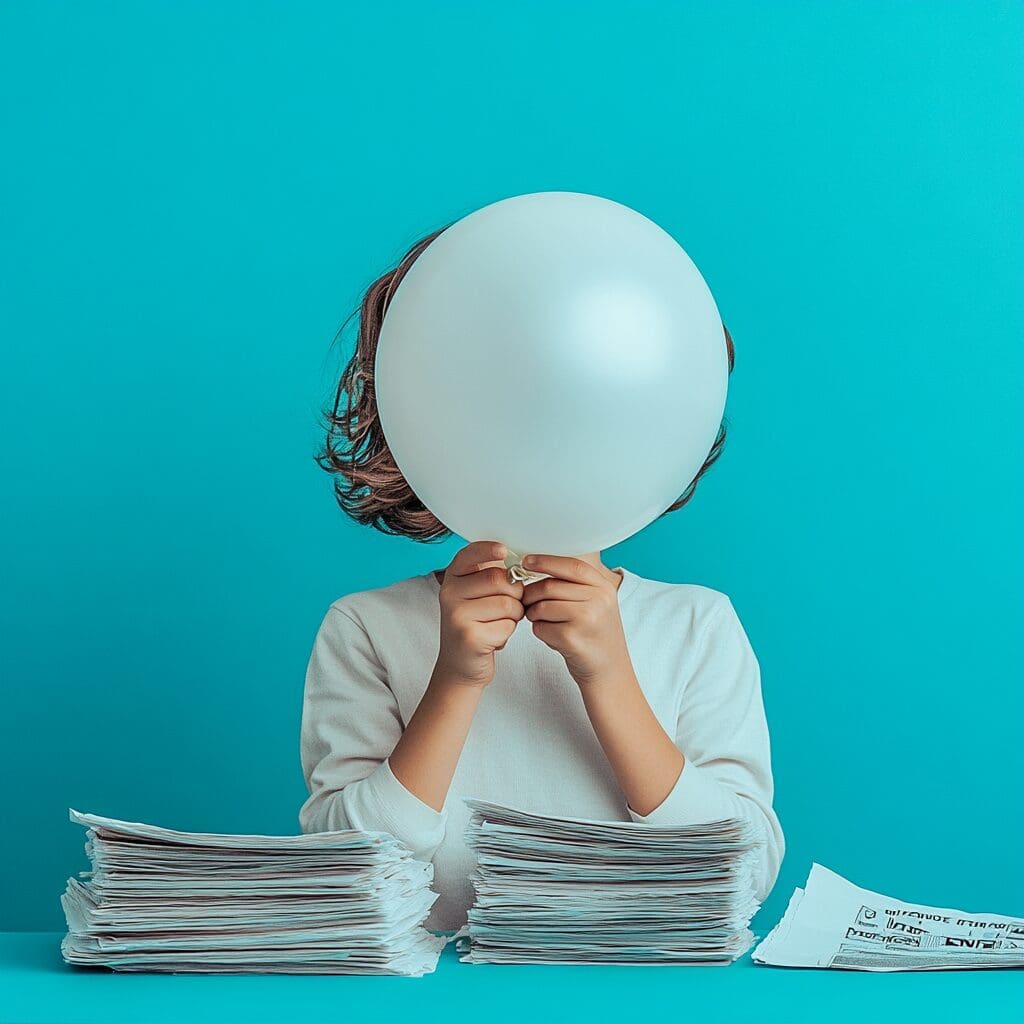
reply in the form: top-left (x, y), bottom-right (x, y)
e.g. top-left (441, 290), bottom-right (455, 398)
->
top-left (374, 191), bottom-right (728, 558)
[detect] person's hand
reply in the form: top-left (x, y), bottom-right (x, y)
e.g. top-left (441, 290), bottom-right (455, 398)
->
top-left (434, 540), bottom-right (525, 687)
top-left (519, 554), bottom-right (630, 686)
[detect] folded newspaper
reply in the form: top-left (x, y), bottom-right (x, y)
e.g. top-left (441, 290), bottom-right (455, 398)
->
top-left (60, 809), bottom-right (445, 976)
top-left (458, 798), bottom-right (762, 965)
top-left (753, 863), bottom-right (1024, 971)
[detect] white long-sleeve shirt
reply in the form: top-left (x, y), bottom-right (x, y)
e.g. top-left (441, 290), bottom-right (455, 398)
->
top-left (299, 565), bottom-right (784, 930)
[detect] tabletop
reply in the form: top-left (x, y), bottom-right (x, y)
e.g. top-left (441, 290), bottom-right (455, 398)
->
top-left (1, 933), bottom-right (1020, 1024)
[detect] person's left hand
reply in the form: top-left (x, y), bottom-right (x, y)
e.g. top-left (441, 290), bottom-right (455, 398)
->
top-left (519, 554), bottom-right (631, 686)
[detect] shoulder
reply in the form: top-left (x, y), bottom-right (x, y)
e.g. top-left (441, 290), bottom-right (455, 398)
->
top-left (323, 571), bottom-right (437, 633)
top-left (624, 568), bottom-right (735, 640)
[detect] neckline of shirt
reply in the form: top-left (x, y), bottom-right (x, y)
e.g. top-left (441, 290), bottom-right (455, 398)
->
top-left (423, 563), bottom-right (641, 603)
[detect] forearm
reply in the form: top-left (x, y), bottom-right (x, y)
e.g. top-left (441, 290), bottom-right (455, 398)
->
top-left (388, 665), bottom-right (485, 812)
top-left (580, 660), bottom-right (685, 817)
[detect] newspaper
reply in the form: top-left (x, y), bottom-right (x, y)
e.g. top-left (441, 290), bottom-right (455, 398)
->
top-left (753, 863), bottom-right (1024, 971)
top-left (458, 798), bottom-right (763, 965)
top-left (60, 809), bottom-right (445, 976)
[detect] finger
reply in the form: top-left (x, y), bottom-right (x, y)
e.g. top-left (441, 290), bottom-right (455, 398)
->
top-left (448, 540), bottom-right (508, 577)
top-left (521, 577), bottom-right (591, 606)
top-left (523, 599), bottom-right (578, 623)
top-left (482, 618), bottom-right (518, 651)
top-left (520, 553), bottom-right (603, 586)
top-left (461, 566), bottom-right (525, 600)
top-left (529, 619), bottom-right (565, 648)
top-left (460, 594), bottom-right (525, 624)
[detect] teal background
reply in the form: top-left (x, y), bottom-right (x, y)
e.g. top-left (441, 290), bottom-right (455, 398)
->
top-left (2, 934), bottom-right (1021, 1024)
top-left (1, 1), bottom-right (1021, 936)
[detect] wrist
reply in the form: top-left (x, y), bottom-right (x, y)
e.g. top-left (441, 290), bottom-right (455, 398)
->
top-left (577, 664), bottom-right (647, 729)
top-left (429, 662), bottom-right (491, 696)
top-left (573, 655), bottom-right (638, 696)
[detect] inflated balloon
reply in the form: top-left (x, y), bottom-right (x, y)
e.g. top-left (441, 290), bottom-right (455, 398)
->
top-left (374, 191), bottom-right (728, 562)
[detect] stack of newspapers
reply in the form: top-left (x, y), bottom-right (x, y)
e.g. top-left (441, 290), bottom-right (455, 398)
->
top-left (459, 798), bottom-right (762, 964)
top-left (753, 863), bottom-right (1024, 971)
top-left (60, 809), bottom-right (445, 976)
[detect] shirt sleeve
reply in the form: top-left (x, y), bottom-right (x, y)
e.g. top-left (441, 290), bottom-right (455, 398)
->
top-left (298, 604), bottom-right (447, 862)
top-left (626, 595), bottom-right (785, 902)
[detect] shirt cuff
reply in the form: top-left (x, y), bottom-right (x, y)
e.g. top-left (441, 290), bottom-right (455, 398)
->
top-left (359, 758), bottom-right (448, 856)
top-left (626, 757), bottom-right (736, 826)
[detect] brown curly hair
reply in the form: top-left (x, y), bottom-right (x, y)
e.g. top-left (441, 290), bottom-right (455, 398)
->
top-left (316, 225), bottom-right (736, 543)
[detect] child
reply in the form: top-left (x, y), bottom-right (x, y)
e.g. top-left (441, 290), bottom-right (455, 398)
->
top-left (300, 227), bottom-right (784, 932)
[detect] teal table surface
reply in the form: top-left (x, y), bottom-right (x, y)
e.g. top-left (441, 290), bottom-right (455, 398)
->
top-left (1, 933), bottom-right (1020, 1024)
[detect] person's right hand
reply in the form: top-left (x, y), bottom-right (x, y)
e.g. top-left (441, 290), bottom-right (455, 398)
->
top-left (433, 540), bottom-right (525, 686)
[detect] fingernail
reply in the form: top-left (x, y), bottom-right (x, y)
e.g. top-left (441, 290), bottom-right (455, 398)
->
top-left (521, 555), bottom-right (534, 568)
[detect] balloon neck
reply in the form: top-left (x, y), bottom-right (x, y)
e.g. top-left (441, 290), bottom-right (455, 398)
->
top-left (504, 550), bottom-right (546, 585)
